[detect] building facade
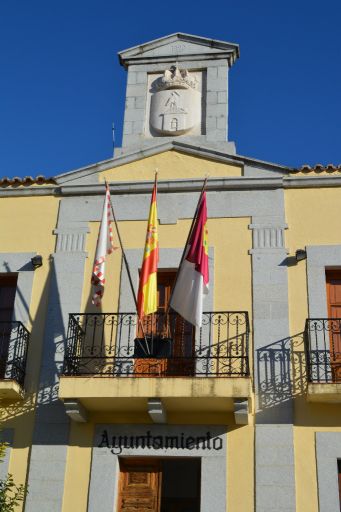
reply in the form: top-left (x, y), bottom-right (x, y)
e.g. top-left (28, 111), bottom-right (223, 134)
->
top-left (0, 32), bottom-right (341, 512)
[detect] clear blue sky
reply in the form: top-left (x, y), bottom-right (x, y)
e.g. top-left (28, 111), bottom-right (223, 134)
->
top-left (1, 0), bottom-right (340, 178)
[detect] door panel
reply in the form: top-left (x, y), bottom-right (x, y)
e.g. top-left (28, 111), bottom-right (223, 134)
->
top-left (135, 271), bottom-right (194, 376)
top-left (117, 459), bottom-right (161, 512)
top-left (326, 271), bottom-right (341, 381)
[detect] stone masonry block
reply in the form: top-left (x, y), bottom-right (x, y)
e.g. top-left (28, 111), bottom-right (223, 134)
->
top-left (218, 91), bottom-right (227, 103)
top-left (126, 84), bottom-right (146, 97)
top-left (207, 104), bottom-right (227, 117)
top-left (206, 116), bottom-right (217, 129)
top-left (217, 66), bottom-right (228, 79)
top-left (124, 108), bottom-right (145, 122)
top-left (136, 72), bottom-right (147, 84)
top-left (125, 97), bottom-right (135, 109)
top-left (123, 134), bottom-right (141, 147)
top-left (206, 129), bottom-right (226, 141)
top-left (207, 78), bottom-right (227, 92)
top-left (207, 91), bottom-right (217, 104)
top-left (133, 120), bottom-right (144, 134)
top-left (207, 66), bottom-right (218, 79)
top-left (127, 72), bottom-right (137, 85)
top-left (123, 121), bottom-right (133, 135)
top-left (217, 117), bottom-right (227, 130)
top-left (135, 96), bottom-right (146, 109)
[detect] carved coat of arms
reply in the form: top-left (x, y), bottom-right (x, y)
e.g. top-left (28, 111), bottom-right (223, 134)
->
top-left (150, 66), bottom-right (201, 136)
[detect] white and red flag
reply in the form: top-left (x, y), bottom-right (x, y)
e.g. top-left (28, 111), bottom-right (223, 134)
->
top-left (170, 192), bottom-right (209, 327)
top-left (91, 183), bottom-right (116, 306)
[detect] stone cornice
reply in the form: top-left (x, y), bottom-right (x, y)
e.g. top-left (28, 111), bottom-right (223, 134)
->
top-left (2, 174), bottom-right (341, 198)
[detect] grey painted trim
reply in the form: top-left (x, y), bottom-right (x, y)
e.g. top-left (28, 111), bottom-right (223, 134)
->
top-left (60, 177), bottom-right (284, 197)
top-left (0, 252), bottom-right (35, 325)
top-left (0, 186), bottom-right (56, 197)
top-left (306, 245), bottom-right (341, 318)
top-left (88, 424), bottom-right (227, 512)
top-left (316, 432), bottom-right (341, 512)
top-left (6, 174), bottom-right (341, 199)
top-left (25, 201), bottom-right (88, 512)
top-left (255, 425), bottom-right (296, 512)
top-left (0, 429), bottom-right (13, 479)
top-left (285, 176), bottom-right (341, 188)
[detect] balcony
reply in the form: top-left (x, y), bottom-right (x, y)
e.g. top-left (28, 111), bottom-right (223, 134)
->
top-left (305, 318), bottom-right (341, 403)
top-left (0, 321), bottom-right (30, 399)
top-left (59, 311), bottom-right (251, 422)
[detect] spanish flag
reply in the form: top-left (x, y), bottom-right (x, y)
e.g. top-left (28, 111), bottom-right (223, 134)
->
top-left (170, 192), bottom-right (209, 327)
top-left (137, 177), bottom-right (159, 318)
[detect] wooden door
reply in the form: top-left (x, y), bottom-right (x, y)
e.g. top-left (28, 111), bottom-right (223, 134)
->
top-left (117, 458), bottom-right (161, 512)
top-left (326, 271), bottom-right (341, 381)
top-left (135, 271), bottom-right (194, 376)
top-left (0, 274), bottom-right (18, 378)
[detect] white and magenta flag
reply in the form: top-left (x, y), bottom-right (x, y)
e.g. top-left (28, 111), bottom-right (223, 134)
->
top-left (170, 192), bottom-right (209, 327)
top-left (91, 183), bottom-right (116, 306)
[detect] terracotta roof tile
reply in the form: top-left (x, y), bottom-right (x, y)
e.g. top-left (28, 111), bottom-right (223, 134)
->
top-left (0, 175), bottom-right (56, 186)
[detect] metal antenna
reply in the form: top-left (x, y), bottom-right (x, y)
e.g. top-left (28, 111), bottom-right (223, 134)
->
top-left (112, 122), bottom-right (115, 154)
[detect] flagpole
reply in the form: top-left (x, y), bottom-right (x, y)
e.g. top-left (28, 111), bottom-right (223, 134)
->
top-left (105, 180), bottom-right (150, 356)
top-left (165, 176), bottom-right (208, 320)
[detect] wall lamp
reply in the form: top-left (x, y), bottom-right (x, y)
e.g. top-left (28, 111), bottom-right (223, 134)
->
top-left (31, 255), bottom-right (43, 269)
top-left (295, 249), bottom-right (307, 263)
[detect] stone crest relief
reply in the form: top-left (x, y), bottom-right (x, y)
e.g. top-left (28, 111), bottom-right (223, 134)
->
top-left (148, 66), bottom-right (202, 136)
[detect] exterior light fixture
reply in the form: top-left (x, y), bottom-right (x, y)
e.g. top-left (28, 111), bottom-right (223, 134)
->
top-left (31, 255), bottom-right (43, 269)
top-left (295, 249), bottom-right (307, 263)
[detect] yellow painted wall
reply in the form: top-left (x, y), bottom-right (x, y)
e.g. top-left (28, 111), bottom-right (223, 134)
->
top-left (0, 195), bottom-right (59, 505)
top-left (100, 150), bottom-right (242, 182)
top-left (83, 217), bottom-right (252, 315)
top-left (286, 188), bottom-right (341, 512)
top-left (61, 415), bottom-right (254, 512)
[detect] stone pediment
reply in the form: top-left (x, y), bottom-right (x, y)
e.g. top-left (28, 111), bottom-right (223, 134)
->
top-left (54, 141), bottom-right (292, 187)
top-left (119, 32), bottom-right (239, 67)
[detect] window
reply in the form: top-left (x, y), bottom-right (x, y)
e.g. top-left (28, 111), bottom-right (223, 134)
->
top-left (170, 118), bottom-right (178, 131)
top-left (0, 274), bottom-right (18, 378)
top-left (325, 271), bottom-right (341, 381)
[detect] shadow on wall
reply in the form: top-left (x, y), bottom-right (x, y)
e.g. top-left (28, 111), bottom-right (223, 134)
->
top-left (0, 256), bottom-right (55, 427)
top-left (256, 332), bottom-right (307, 411)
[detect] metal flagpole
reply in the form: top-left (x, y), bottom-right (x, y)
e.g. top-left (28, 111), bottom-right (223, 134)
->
top-left (165, 176), bottom-right (208, 320)
top-left (105, 180), bottom-right (150, 356)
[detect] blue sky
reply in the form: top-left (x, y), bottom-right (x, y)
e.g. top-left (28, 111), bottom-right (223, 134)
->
top-left (0, 0), bottom-right (340, 178)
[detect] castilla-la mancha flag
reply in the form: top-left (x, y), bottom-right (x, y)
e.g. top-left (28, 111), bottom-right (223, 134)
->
top-left (137, 179), bottom-right (159, 318)
top-left (170, 192), bottom-right (209, 327)
top-left (91, 183), bottom-right (116, 306)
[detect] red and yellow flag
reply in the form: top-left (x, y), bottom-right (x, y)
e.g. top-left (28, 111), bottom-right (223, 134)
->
top-left (137, 177), bottom-right (159, 318)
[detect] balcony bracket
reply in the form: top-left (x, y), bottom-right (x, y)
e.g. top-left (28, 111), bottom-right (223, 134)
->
top-left (148, 398), bottom-right (167, 424)
top-left (234, 399), bottom-right (249, 425)
top-left (64, 399), bottom-right (88, 423)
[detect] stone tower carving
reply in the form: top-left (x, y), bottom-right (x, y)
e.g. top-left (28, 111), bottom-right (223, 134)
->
top-left (149, 66), bottom-right (201, 136)
top-left (117, 33), bottom-right (239, 155)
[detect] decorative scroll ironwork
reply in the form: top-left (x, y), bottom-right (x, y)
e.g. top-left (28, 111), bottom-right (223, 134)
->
top-left (0, 321), bottom-right (30, 387)
top-left (63, 311), bottom-right (250, 378)
top-left (305, 318), bottom-right (341, 383)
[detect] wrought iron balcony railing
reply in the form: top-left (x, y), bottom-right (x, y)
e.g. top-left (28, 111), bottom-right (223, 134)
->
top-left (63, 311), bottom-right (250, 378)
top-left (0, 321), bottom-right (30, 387)
top-left (305, 318), bottom-right (341, 383)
